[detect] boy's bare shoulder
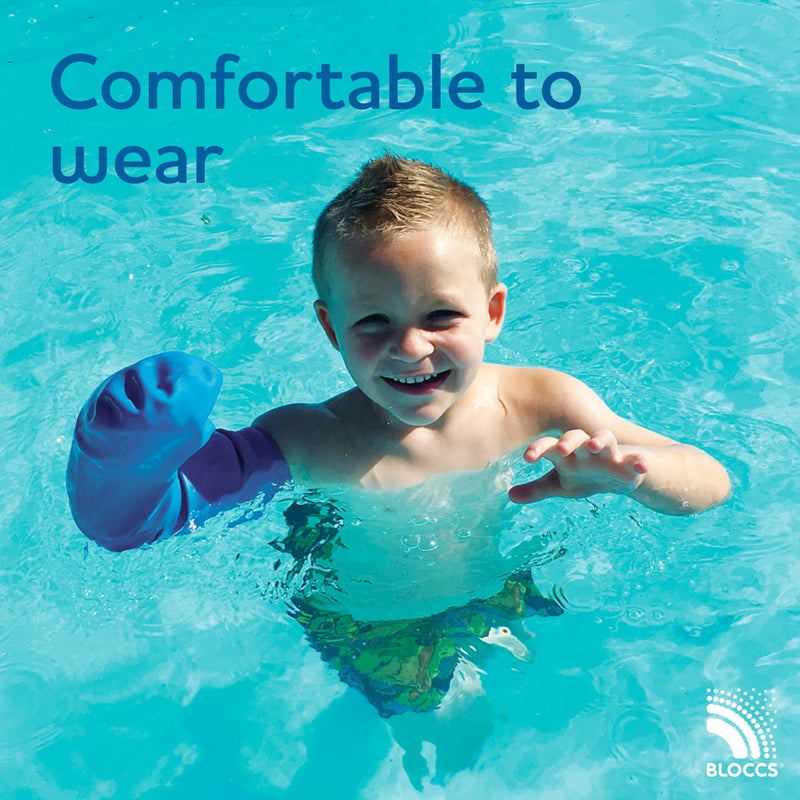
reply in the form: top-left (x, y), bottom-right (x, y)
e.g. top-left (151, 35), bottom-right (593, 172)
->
top-left (253, 397), bottom-right (356, 483)
top-left (495, 364), bottom-right (674, 446)
top-left (495, 364), bottom-right (590, 418)
top-left (496, 364), bottom-right (619, 430)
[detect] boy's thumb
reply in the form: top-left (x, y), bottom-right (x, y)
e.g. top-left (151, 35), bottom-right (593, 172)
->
top-left (508, 471), bottom-right (560, 504)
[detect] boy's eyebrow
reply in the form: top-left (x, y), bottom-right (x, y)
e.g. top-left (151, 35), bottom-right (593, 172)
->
top-left (426, 294), bottom-right (474, 311)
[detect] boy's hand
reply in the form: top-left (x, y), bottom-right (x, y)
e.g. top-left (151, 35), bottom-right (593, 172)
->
top-left (508, 428), bottom-right (648, 504)
top-left (74, 352), bottom-right (222, 472)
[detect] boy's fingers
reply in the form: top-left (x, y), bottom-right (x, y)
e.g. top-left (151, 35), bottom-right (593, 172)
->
top-left (524, 437), bottom-right (559, 462)
top-left (526, 430), bottom-right (595, 464)
top-left (586, 429), bottom-right (616, 454)
top-left (555, 429), bottom-right (592, 457)
top-left (627, 455), bottom-right (648, 474)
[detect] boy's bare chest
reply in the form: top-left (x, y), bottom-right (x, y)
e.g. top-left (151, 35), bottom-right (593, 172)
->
top-left (344, 413), bottom-right (531, 490)
top-left (288, 365), bottom-right (550, 489)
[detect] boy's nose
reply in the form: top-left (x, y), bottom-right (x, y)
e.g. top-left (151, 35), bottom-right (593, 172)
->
top-left (389, 326), bottom-right (435, 360)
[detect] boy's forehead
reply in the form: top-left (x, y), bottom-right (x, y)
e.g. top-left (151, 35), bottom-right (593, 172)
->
top-left (323, 230), bottom-right (487, 311)
top-left (328, 227), bottom-right (479, 275)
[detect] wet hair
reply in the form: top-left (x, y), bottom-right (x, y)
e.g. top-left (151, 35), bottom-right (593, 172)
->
top-left (312, 153), bottom-right (498, 299)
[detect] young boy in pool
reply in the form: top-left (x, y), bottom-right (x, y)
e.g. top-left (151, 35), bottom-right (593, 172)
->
top-left (67, 154), bottom-right (730, 714)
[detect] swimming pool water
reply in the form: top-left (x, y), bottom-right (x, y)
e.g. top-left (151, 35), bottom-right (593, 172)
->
top-left (2, 0), bottom-right (800, 797)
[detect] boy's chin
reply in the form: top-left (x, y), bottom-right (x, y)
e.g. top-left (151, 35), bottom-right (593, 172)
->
top-left (359, 382), bottom-right (459, 428)
top-left (389, 411), bottom-right (442, 428)
top-left (381, 399), bottom-right (453, 429)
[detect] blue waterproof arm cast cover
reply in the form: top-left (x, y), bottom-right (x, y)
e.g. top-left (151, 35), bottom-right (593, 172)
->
top-left (66, 352), bottom-right (289, 551)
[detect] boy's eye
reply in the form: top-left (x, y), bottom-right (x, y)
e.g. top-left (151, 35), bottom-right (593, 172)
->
top-left (426, 309), bottom-right (463, 325)
top-left (353, 313), bottom-right (390, 328)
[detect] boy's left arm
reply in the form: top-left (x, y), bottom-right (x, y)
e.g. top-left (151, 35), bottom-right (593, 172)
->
top-left (508, 371), bottom-right (731, 514)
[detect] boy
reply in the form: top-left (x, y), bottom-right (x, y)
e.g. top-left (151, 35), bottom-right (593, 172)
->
top-left (67, 154), bottom-right (730, 713)
top-left (257, 155), bottom-right (729, 511)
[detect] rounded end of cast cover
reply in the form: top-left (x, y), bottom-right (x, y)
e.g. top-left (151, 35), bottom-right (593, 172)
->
top-left (72, 351), bottom-right (223, 463)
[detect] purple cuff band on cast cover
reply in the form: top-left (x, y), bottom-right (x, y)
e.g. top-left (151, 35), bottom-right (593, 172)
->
top-left (179, 425), bottom-right (291, 523)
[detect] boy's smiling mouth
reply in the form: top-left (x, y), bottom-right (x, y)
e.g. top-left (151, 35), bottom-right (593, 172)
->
top-left (381, 370), bottom-right (451, 394)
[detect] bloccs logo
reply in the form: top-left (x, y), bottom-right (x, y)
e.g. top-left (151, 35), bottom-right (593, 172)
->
top-left (705, 688), bottom-right (780, 779)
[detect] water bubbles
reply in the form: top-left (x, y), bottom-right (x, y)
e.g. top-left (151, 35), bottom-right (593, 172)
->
top-left (400, 533), bottom-right (440, 553)
top-left (626, 606), bottom-right (646, 622)
top-left (400, 533), bottom-right (418, 552)
top-left (563, 256), bottom-right (589, 272)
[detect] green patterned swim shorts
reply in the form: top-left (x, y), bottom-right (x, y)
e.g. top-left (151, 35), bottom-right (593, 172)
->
top-left (291, 571), bottom-right (564, 717)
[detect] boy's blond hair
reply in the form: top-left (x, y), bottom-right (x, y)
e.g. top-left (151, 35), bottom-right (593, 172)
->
top-left (312, 154), bottom-right (498, 299)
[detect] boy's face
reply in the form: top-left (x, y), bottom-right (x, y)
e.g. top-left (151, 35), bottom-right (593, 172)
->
top-left (314, 227), bottom-right (506, 428)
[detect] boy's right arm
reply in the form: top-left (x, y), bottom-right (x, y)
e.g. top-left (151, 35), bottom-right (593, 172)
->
top-left (66, 352), bottom-right (289, 552)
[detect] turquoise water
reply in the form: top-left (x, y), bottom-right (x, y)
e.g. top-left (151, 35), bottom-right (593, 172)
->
top-left (2, 0), bottom-right (800, 797)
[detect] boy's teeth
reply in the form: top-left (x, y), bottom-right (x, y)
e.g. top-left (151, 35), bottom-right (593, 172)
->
top-left (394, 372), bottom-right (440, 384)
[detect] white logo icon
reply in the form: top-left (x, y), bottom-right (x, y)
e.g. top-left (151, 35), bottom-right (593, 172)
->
top-left (706, 689), bottom-right (777, 760)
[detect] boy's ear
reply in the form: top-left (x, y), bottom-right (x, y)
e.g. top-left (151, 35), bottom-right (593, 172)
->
top-left (314, 300), bottom-right (340, 350)
top-left (485, 283), bottom-right (507, 343)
